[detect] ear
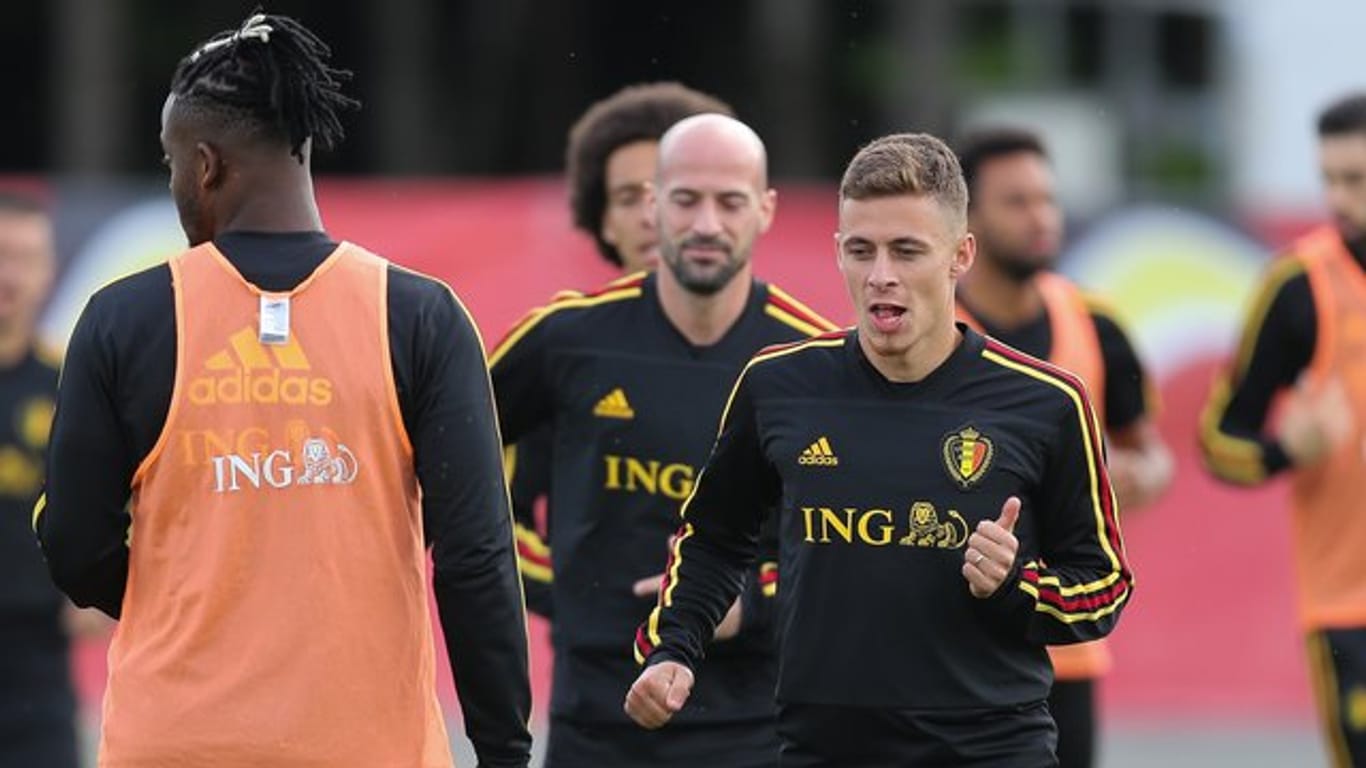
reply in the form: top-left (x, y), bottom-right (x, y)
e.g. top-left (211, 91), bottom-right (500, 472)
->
top-left (950, 232), bottom-right (976, 279)
top-left (757, 188), bottom-right (778, 234)
top-left (196, 141), bottom-right (225, 191)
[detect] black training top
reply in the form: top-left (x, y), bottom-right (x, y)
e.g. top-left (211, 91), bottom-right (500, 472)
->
top-left (491, 271), bottom-right (835, 724)
top-left (639, 326), bottom-right (1133, 711)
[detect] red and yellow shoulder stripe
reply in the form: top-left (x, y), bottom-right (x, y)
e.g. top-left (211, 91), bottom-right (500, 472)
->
top-left (764, 283), bottom-right (841, 337)
top-left (980, 338), bottom-right (1133, 624)
top-left (488, 274), bottom-right (647, 367)
top-left (750, 329), bottom-right (847, 368)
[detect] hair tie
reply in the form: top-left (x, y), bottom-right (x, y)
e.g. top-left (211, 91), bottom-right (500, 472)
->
top-left (189, 13), bottom-right (275, 62)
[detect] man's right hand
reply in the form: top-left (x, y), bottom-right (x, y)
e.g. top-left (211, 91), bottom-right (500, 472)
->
top-left (1279, 376), bottom-right (1356, 467)
top-left (624, 660), bottom-right (694, 729)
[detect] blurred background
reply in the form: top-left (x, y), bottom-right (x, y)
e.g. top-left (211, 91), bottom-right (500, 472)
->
top-left (8, 0), bottom-right (1364, 765)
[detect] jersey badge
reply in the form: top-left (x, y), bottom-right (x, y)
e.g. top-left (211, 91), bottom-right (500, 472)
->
top-left (942, 425), bottom-right (993, 489)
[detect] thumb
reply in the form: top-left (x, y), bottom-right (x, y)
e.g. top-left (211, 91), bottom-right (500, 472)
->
top-left (997, 496), bottom-right (1021, 533)
top-left (664, 665), bottom-right (693, 712)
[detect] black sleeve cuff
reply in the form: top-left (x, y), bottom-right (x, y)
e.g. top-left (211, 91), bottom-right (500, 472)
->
top-left (1264, 441), bottom-right (1293, 475)
top-left (978, 560), bottom-right (1034, 638)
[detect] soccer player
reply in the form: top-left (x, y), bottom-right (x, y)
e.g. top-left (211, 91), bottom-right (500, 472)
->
top-left (491, 113), bottom-right (836, 767)
top-left (0, 194), bottom-right (77, 767)
top-left (1200, 92), bottom-right (1366, 767)
top-left (627, 132), bottom-right (1133, 767)
top-left (34, 13), bottom-right (531, 766)
top-left (511, 83), bottom-right (734, 618)
top-left (954, 127), bottom-right (1173, 768)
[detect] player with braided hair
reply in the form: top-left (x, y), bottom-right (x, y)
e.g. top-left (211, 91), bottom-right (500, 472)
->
top-left (37, 12), bottom-right (532, 766)
top-left (168, 12), bottom-right (358, 162)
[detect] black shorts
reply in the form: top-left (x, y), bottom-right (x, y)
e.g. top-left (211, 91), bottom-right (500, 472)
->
top-left (777, 700), bottom-right (1057, 768)
top-left (545, 715), bottom-right (780, 768)
top-left (0, 631), bottom-right (79, 768)
top-left (1047, 678), bottom-right (1096, 768)
top-left (1307, 628), bottom-right (1366, 768)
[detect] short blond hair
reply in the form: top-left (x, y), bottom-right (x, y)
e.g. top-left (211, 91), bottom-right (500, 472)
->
top-left (839, 132), bottom-right (968, 233)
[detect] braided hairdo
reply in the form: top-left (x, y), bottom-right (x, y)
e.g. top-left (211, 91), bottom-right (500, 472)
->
top-left (170, 11), bottom-right (360, 162)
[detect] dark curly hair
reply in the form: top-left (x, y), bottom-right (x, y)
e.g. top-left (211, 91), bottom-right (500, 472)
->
top-left (566, 82), bottom-right (732, 266)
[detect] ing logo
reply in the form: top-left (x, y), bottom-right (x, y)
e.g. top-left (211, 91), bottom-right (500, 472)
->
top-left (897, 502), bottom-right (969, 549)
top-left (800, 501), bottom-right (968, 549)
top-left (211, 436), bottom-right (359, 493)
top-left (189, 327), bottom-right (333, 406)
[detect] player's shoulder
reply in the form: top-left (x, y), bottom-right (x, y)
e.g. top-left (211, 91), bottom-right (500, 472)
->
top-left (550, 271), bottom-right (648, 313)
top-left (489, 272), bottom-right (649, 361)
top-left (529, 271), bottom-right (648, 332)
top-left (387, 261), bottom-right (457, 301)
top-left (757, 281), bottom-right (841, 338)
top-left (384, 262), bottom-right (487, 339)
top-left (1233, 250), bottom-right (1313, 330)
top-left (1261, 249), bottom-right (1311, 293)
top-left (975, 334), bottom-right (1094, 415)
top-left (84, 262), bottom-right (175, 331)
top-left (743, 328), bottom-right (850, 384)
top-left (1076, 293), bottom-right (1136, 346)
top-left (91, 261), bottom-right (173, 304)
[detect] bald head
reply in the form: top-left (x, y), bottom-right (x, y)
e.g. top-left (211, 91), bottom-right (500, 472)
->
top-left (657, 113), bottom-right (769, 192)
top-left (653, 113), bottom-right (776, 297)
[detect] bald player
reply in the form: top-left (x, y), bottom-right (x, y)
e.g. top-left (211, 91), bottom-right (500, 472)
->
top-left (490, 114), bottom-right (837, 767)
top-left (510, 83), bottom-right (733, 618)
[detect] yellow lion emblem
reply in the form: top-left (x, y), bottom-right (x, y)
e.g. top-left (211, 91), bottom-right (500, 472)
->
top-left (898, 502), bottom-right (969, 549)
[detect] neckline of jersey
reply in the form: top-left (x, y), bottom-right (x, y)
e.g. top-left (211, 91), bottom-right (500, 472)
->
top-left (848, 323), bottom-right (983, 396)
top-left (642, 272), bottom-right (768, 358)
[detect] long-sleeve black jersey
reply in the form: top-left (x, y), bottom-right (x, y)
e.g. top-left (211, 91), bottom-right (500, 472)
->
top-left (1199, 235), bottom-right (1366, 483)
top-left (490, 271), bottom-right (835, 724)
top-left (638, 326), bottom-right (1133, 711)
top-left (35, 231), bottom-right (532, 767)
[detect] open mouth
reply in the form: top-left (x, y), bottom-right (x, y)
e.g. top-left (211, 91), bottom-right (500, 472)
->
top-left (869, 303), bottom-right (906, 333)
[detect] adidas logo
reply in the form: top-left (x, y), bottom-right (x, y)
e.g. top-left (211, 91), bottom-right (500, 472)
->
top-left (798, 436), bottom-right (839, 467)
top-left (593, 388), bottom-right (635, 420)
top-left (189, 327), bottom-right (334, 407)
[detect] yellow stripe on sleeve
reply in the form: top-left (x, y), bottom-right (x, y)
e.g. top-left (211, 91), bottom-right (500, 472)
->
top-left (981, 349), bottom-right (1123, 588)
